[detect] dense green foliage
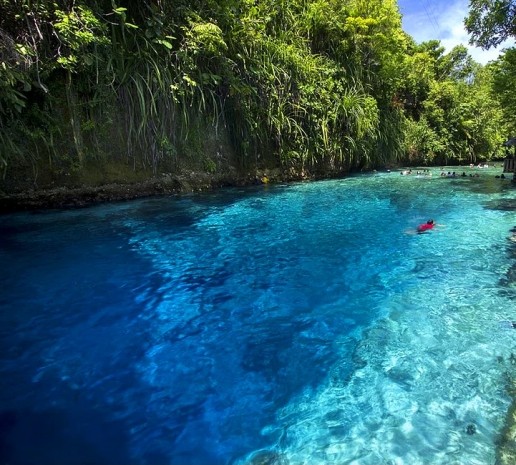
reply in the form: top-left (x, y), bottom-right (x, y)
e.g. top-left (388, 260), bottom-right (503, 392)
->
top-left (0, 0), bottom-right (514, 189)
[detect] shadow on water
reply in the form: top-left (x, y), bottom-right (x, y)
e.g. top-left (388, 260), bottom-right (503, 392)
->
top-left (0, 405), bottom-right (140, 465)
top-left (479, 181), bottom-right (516, 296)
top-left (0, 215), bottom-right (176, 464)
top-left (484, 197), bottom-right (516, 212)
top-left (462, 176), bottom-right (515, 196)
top-left (126, 184), bottom-right (291, 224)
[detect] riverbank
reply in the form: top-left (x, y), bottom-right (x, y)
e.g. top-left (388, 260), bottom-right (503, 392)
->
top-left (3, 164), bottom-right (514, 214)
top-left (0, 168), bottom-right (317, 213)
top-left (0, 173), bottom-right (233, 213)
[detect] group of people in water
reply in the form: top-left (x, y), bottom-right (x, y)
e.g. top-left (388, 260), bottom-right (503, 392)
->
top-left (400, 169), bottom-right (431, 176)
top-left (400, 165), bottom-right (509, 180)
top-left (440, 171), bottom-right (481, 177)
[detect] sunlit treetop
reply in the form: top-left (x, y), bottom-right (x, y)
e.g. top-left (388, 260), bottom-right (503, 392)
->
top-left (465, 0), bottom-right (516, 49)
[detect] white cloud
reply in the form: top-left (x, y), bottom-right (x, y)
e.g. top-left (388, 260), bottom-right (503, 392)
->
top-left (401, 0), bottom-right (513, 64)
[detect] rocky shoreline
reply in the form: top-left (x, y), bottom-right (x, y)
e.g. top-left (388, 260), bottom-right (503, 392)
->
top-left (0, 170), bottom-right (300, 213)
top-left (498, 403), bottom-right (516, 465)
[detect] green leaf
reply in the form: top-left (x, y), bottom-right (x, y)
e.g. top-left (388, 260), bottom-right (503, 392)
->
top-left (155, 39), bottom-right (173, 50)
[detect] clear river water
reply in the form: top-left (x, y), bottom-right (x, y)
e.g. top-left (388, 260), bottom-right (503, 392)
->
top-left (1, 167), bottom-right (515, 465)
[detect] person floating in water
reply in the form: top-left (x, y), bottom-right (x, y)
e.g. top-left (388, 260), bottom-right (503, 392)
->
top-left (404, 219), bottom-right (443, 235)
top-left (417, 219), bottom-right (435, 233)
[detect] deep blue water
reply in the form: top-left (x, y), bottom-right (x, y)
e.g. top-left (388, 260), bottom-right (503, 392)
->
top-left (1, 168), bottom-right (515, 465)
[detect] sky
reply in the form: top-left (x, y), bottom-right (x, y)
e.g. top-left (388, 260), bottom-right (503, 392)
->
top-left (397, 0), bottom-right (513, 64)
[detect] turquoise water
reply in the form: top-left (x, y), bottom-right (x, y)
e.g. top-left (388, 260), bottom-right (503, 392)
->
top-left (0, 168), bottom-right (515, 465)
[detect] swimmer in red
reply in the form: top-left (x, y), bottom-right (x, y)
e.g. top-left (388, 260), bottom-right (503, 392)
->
top-left (417, 219), bottom-right (435, 233)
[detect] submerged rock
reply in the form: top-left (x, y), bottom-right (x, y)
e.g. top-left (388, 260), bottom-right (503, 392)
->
top-left (497, 401), bottom-right (516, 465)
top-left (466, 423), bottom-right (477, 435)
top-left (242, 449), bottom-right (287, 465)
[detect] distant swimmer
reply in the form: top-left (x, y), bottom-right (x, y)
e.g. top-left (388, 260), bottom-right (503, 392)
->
top-left (404, 219), bottom-right (443, 235)
top-left (417, 219), bottom-right (435, 233)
